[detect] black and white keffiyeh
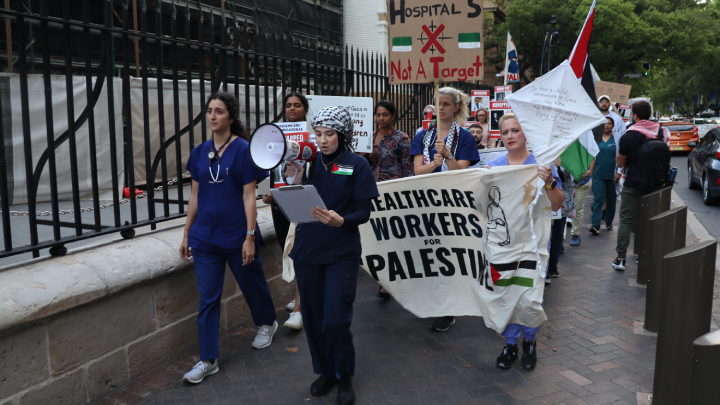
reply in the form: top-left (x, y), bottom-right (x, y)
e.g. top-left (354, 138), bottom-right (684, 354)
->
top-left (422, 120), bottom-right (461, 166)
top-left (311, 106), bottom-right (355, 151)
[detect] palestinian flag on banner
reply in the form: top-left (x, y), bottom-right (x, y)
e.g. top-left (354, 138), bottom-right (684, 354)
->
top-left (392, 36), bottom-right (412, 52)
top-left (490, 260), bottom-right (537, 287)
top-left (458, 33), bottom-right (481, 49)
top-left (558, 0), bottom-right (600, 179)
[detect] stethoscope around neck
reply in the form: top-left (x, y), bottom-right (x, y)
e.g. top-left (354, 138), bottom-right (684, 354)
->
top-left (208, 135), bottom-right (232, 183)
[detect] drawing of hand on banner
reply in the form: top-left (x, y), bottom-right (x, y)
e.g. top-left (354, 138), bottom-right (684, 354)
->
top-left (359, 165), bottom-right (551, 333)
top-left (505, 60), bottom-right (606, 167)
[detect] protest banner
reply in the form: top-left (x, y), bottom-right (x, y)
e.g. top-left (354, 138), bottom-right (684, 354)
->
top-left (471, 90), bottom-right (490, 117)
top-left (386, 0), bottom-right (484, 85)
top-left (359, 166), bottom-right (551, 331)
top-left (489, 100), bottom-right (512, 139)
top-left (595, 81), bottom-right (632, 104)
top-left (305, 95), bottom-right (373, 153)
top-left (494, 85), bottom-right (512, 101)
top-left (505, 60), bottom-right (606, 167)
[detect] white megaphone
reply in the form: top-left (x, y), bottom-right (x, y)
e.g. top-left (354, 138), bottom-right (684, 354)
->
top-left (249, 123), bottom-right (317, 170)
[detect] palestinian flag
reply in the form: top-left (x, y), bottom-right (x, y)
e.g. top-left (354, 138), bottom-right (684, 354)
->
top-left (458, 33), bottom-right (481, 49)
top-left (331, 164), bottom-right (353, 175)
top-left (559, 131), bottom-right (599, 180)
top-left (559, 0), bottom-right (600, 179)
top-left (490, 260), bottom-right (537, 287)
top-left (392, 36), bottom-right (412, 52)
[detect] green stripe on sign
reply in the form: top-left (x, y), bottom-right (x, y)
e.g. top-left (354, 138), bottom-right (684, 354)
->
top-left (458, 33), bottom-right (481, 43)
top-left (392, 36), bottom-right (412, 46)
top-left (494, 277), bottom-right (534, 287)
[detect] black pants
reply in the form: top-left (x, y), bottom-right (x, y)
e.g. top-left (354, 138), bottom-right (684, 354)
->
top-left (270, 200), bottom-right (291, 249)
top-left (548, 217), bottom-right (566, 273)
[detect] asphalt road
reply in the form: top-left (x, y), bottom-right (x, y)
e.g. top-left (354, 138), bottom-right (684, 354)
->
top-left (671, 154), bottom-right (720, 240)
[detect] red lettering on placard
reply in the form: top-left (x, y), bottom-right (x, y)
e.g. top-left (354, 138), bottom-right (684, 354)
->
top-left (430, 57), bottom-right (444, 79)
top-left (416, 59), bottom-right (427, 80)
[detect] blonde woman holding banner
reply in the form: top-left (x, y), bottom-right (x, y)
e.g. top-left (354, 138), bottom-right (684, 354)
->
top-left (409, 87), bottom-right (480, 332)
top-left (484, 113), bottom-right (563, 370)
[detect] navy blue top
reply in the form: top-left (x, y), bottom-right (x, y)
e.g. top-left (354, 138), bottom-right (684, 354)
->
top-left (290, 151), bottom-right (380, 265)
top-left (409, 126), bottom-right (481, 172)
top-left (185, 138), bottom-right (269, 252)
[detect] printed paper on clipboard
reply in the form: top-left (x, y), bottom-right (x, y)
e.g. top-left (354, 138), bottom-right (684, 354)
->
top-left (270, 185), bottom-right (327, 224)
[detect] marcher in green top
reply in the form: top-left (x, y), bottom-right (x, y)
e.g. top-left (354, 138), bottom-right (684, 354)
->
top-left (591, 117), bottom-right (620, 229)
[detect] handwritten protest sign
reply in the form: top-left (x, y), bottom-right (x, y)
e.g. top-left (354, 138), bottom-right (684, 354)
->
top-left (305, 95), bottom-right (373, 153)
top-left (595, 81), bottom-right (632, 104)
top-left (359, 166), bottom-right (550, 331)
top-left (386, 0), bottom-right (484, 84)
top-left (505, 60), bottom-right (606, 166)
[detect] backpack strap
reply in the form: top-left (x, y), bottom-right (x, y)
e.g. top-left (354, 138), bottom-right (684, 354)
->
top-left (657, 125), bottom-right (664, 139)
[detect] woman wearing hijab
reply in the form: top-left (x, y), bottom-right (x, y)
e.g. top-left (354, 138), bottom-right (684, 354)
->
top-left (179, 93), bottom-right (277, 384)
top-left (409, 87), bottom-right (480, 333)
top-left (485, 113), bottom-right (563, 371)
top-left (285, 106), bottom-right (379, 405)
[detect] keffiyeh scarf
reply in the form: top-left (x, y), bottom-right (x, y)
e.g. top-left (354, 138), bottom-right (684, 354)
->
top-left (311, 106), bottom-right (355, 151)
top-left (423, 121), bottom-right (461, 165)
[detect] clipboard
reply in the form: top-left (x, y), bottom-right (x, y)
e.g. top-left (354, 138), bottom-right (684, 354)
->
top-left (270, 185), bottom-right (327, 224)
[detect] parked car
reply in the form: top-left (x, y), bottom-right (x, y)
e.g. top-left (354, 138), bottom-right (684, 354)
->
top-left (693, 118), bottom-right (720, 138)
top-left (687, 128), bottom-right (720, 205)
top-left (662, 121), bottom-right (698, 152)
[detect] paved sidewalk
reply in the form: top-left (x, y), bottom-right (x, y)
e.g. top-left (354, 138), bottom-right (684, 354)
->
top-left (93, 202), bottom-right (661, 405)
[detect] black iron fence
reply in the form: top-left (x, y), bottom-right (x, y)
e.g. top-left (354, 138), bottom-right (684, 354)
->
top-left (0, 0), bottom-right (491, 260)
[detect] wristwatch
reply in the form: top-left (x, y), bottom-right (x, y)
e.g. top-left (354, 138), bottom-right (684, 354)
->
top-left (544, 180), bottom-right (557, 190)
top-left (247, 230), bottom-right (257, 237)
top-left (445, 152), bottom-right (454, 160)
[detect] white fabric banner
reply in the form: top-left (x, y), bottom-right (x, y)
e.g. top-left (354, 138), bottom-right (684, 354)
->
top-left (359, 166), bottom-right (551, 332)
top-left (1, 73), bottom-right (123, 205)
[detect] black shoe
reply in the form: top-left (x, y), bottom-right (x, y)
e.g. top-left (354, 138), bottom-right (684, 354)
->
top-left (548, 268), bottom-right (559, 278)
top-left (612, 258), bottom-right (626, 271)
top-left (606, 224), bottom-right (613, 231)
top-left (377, 286), bottom-right (390, 299)
top-left (310, 376), bottom-right (337, 396)
top-left (589, 226), bottom-right (600, 235)
top-left (496, 343), bottom-right (518, 369)
top-left (521, 340), bottom-right (537, 370)
top-left (431, 316), bottom-right (455, 331)
top-left (336, 375), bottom-right (355, 405)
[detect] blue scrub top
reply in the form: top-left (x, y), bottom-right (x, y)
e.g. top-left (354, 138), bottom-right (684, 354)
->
top-left (185, 138), bottom-right (269, 252)
top-left (486, 153), bottom-right (562, 188)
top-left (290, 151), bottom-right (380, 265)
top-left (593, 136), bottom-right (617, 180)
top-left (409, 126), bottom-right (480, 172)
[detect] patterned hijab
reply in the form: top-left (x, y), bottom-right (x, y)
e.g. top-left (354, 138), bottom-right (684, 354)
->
top-left (311, 106), bottom-right (355, 151)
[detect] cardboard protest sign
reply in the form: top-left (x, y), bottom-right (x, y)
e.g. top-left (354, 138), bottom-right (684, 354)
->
top-left (471, 90), bottom-right (490, 116)
top-left (359, 165), bottom-right (550, 331)
top-left (386, 0), bottom-right (484, 84)
top-left (271, 122), bottom-right (309, 187)
top-left (305, 95), bottom-right (373, 153)
top-left (494, 85), bottom-right (512, 101)
top-left (489, 100), bottom-right (512, 139)
top-left (595, 81), bottom-right (632, 104)
top-left (505, 60), bottom-right (606, 166)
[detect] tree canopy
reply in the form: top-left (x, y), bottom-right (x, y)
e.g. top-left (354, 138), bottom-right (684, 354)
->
top-left (485, 0), bottom-right (720, 115)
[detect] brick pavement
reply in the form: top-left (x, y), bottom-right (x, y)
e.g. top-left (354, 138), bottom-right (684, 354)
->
top-left (92, 200), bottom-right (660, 405)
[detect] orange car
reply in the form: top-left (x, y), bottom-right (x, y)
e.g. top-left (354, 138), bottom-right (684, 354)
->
top-left (661, 121), bottom-right (698, 152)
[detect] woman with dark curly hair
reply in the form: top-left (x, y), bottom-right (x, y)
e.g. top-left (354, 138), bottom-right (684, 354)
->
top-left (179, 92), bottom-right (277, 384)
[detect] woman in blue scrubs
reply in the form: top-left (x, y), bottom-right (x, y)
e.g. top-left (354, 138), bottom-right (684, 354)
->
top-left (485, 113), bottom-right (563, 371)
top-left (286, 106), bottom-right (379, 405)
top-left (409, 87), bottom-right (480, 332)
top-left (179, 92), bottom-right (277, 384)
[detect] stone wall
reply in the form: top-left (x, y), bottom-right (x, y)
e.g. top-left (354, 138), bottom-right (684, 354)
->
top-left (0, 211), bottom-right (294, 405)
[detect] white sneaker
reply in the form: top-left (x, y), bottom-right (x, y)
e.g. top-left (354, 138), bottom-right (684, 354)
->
top-left (286, 299), bottom-right (296, 311)
top-left (183, 360), bottom-right (219, 384)
top-left (284, 312), bottom-right (304, 330)
top-left (252, 321), bottom-right (278, 349)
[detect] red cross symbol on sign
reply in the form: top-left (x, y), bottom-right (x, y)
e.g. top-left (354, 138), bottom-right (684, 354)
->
top-left (421, 24), bottom-right (447, 55)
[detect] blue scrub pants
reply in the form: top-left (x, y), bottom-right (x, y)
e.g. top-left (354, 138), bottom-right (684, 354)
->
top-left (502, 324), bottom-right (539, 345)
top-left (592, 178), bottom-right (617, 227)
top-left (294, 260), bottom-right (359, 379)
top-left (192, 248), bottom-right (277, 361)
